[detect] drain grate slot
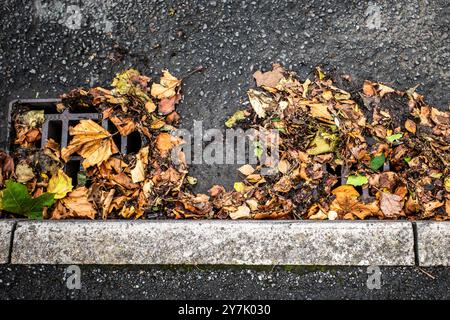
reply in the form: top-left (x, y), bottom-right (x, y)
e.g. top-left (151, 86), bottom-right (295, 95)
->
top-left (8, 98), bottom-right (142, 165)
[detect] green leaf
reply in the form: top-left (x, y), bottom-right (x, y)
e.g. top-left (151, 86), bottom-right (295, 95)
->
top-left (346, 175), bottom-right (368, 187)
top-left (0, 180), bottom-right (55, 219)
top-left (386, 133), bottom-right (403, 143)
top-left (253, 141), bottom-right (264, 159)
top-left (404, 156), bottom-right (412, 163)
top-left (370, 154), bottom-right (385, 171)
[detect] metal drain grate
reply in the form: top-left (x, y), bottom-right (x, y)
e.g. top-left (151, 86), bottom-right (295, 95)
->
top-left (7, 98), bottom-right (142, 185)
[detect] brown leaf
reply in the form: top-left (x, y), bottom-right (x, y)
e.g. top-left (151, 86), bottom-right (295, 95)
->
top-left (158, 94), bottom-right (181, 115)
top-left (102, 189), bottom-right (116, 219)
top-left (208, 185), bottom-right (225, 197)
top-left (330, 185), bottom-right (379, 219)
top-left (363, 80), bottom-right (376, 96)
top-left (229, 205), bottom-right (251, 219)
top-left (309, 103), bottom-right (333, 122)
top-left (405, 119), bottom-right (416, 134)
top-left (110, 116), bottom-right (136, 136)
top-left (253, 64), bottom-right (284, 88)
top-left (380, 192), bottom-right (403, 218)
top-left (60, 187), bottom-right (97, 219)
top-left (155, 132), bottom-right (183, 157)
top-left (112, 172), bottom-right (140, 189)
top-left (273, 176), bottom-right (293, 193)
top-left (377, 83), bottom-right (395, 97)
top-left (238, 164), bottom-right (255, 176)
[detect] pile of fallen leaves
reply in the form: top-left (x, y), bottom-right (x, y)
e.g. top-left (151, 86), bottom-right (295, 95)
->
top-left (224, 64), bottom-right (449, 220)
top-left (0, 65), bottom-right (449, 220)
top-left (1, 69), bottom-right (190, 219)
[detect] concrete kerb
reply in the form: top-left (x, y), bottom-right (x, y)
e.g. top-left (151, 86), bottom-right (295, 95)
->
top-left (8, 220), bottom-right (417, 266)
top-left (0, 220), bottom-right (16, 263)
top-left (415, 221), bottom-right (450, 267)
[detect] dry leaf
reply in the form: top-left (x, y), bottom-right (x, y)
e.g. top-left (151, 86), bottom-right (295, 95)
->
top-left (253, 64), bottom-right (284, 88)
top-left (309, 103), bottom-right (333, 121)
top-left (155, 132), bottom-right (183, 157)
top-left (102, 189), bottom-right (115, 219)
top-left (363, 81), bottom-right (376, 96)
top-left (110, 116), bottom-right (136, 136)
top-left (378, 83), bottom-right (395, 97)
top-left (330, 185), bottom-right (379, 219)
top-left (238, 164), bottom-right (255, 176)
top-left (309, 210), bottom-right (328, 220)
top-left (278, 160), bottom-right (290, 174)
top-left (145, 100), bottom-right (157, 113)
top-left (273, 176), bottom-right (293, 193)
top-left (229, 205), bottom-right (251, 219)
top-left (61, 120), bottom-right (119, 168)
top-left (151, 70), bottom-right (181, 99)
top-left (131, 146), bottom-right (149, 183)
top-left (158, 94), bottom-right (181, 115)
top-left (405, 119), bottom-right (416, 134)
top-left (61, 187), bottom-right (97, 219)
top-left (380, 192), bottom-right (403, 218)
top-left (15, 163), bottom-right (34, 183)
top-left (47, 169), bottom-right (73, 199)
top-left (247, 89), bottom-right (276, 118)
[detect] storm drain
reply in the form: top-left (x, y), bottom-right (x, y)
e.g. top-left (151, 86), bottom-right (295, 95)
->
top-left (7, 98), bottom-right (142, 185)
top-left (8, 99), bottom-right (391, 196)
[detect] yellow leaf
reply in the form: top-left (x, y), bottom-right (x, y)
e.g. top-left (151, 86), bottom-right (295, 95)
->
top-left (145, 100), bottom-right (157, 113)
top-left (445, 177), bottom-right (450, 192)
top-left (47, 169), bottom-right (73, 199)
top-left (61, 120), bottom-right (119, 168)
top-left (150, 70), bottom-right (181, 99)
top-left (321, 90), bottom-right (333, 100)
top-left (307, 131), bottom-right (337, 155)
top-left (234, 182), bottom-right (246, 193)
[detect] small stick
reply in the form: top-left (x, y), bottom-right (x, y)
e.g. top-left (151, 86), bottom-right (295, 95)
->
top-left (417, 267), bottom-right (436, 280)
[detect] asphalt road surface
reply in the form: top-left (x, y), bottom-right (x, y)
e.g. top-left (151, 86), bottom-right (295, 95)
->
top-left (1, 265), bottom-right (450, 299)
top-left (1, 0), bottom-right (449, 192)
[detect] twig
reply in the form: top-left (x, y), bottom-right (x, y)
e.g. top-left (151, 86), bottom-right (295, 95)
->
top-left (417, 267), bottom-right (436, 280)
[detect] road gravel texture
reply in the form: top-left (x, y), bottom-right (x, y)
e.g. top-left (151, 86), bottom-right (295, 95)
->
top-left (1, 0), bottom-right (449, 192)
top-left (0, 265), bottom-right (450, 299)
